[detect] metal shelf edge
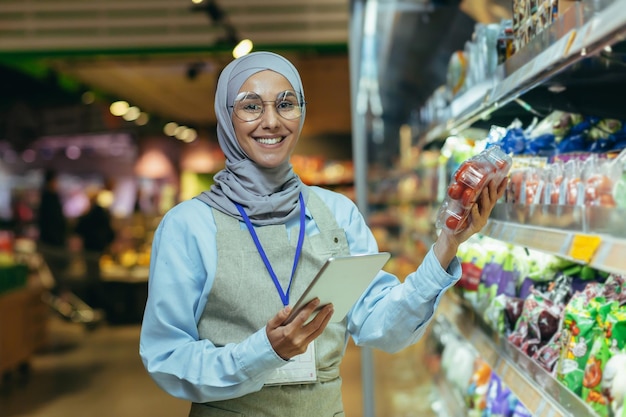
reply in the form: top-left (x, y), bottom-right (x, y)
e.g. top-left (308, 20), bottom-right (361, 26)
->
top-left (481, 215), bottom-right (626, 276)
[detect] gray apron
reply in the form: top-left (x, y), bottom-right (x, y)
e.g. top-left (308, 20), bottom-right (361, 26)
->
top-left (191, 190), bottom-right (351, 417)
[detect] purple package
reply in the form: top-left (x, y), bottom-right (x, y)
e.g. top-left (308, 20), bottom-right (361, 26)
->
top-left (482, 261), bottom-right (503, 289)
top-left (512, 401), bottom-right (533, 417)
top-left (481, 261), bottom-right (517, 298)
top-left (518, 277), bottom-right (534, 299)
top-left (498, 269), bottom-right (518, 297)
top-left (486, 372), bottom-right (515, 416)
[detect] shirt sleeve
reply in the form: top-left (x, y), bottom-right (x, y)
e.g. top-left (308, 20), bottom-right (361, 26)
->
top-left (139, 200), bottom-right (288, 403)
top-left (312, 187), bottom-right (462, 353)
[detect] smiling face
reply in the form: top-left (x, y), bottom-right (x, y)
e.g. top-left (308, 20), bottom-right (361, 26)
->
top-left (232, 70), bottom-right (302, 168)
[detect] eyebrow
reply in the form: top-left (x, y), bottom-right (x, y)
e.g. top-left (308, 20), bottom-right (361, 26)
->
top-left (236, 90), bottom-right (297, 100)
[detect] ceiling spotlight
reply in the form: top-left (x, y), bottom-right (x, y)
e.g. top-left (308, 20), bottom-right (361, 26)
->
top-left (164, 122), bottom-right (178, 136)
top-left (191, 0), bottom-right (225, 23)
top-left (548, 84), bottom-right (566, 93)
top-left (180, 128), bottom-right (198, 143)
top-left (174, 125), bottom-right (187, 139)
top-left (135, 112), bottom-right (150, 126)
top-left (110, 101), bottom-right (129, 116)
top-left (233, 39), bottom-right (253, 58)
top-left (123, 106), bottom-right (141, 121)
top-left (65, 145), bottom-right (81, 160)
top-left (82, 91), bottom-right (96, 104)
top-left (22, 149), bottom-right (36, 163)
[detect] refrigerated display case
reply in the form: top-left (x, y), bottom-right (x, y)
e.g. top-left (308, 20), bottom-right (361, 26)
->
top-left (350, 1), bottom-right (626, 416)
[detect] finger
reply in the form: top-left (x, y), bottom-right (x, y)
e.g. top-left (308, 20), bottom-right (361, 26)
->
top-left (486, 181), bottom-right (497, 204)
top-left (469, 202), bottom-right (483, 229)
top-left (303, 304), bottom-right (334, 343)
top-left (496, 177), bottom-right (508, 198)
top-left (290, 298), bottom-right (321, 327)
top-left (478, 182), bottom-right (491, 213)
top-left (485, 179), bottom-right (497, 204)
top-left (273, 305), bottom-right (292, 327)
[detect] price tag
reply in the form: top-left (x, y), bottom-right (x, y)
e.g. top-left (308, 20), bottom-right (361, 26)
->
top-left (568, 22), bottom-right (590, 56)
top-left (569, 234), bottom-right (602, 263)
top-left (560, 30), bottom-right (577, 58)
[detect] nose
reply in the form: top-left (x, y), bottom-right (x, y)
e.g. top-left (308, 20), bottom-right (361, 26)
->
top-left (260, 102), bottom-right (280, 129)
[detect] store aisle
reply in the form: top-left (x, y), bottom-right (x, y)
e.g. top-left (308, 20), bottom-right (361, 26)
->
top-left (0, 315), bottom-right (366, 417)
top-left (0, 311), bottom-right (443, 417)
top-left (0, 316), bottom-right (188, 417)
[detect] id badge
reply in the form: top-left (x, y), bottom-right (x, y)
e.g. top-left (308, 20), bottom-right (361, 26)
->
top-left (265, 342), bottom-right (317, 385)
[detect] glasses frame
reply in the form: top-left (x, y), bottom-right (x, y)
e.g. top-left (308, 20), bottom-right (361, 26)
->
top-left (229, 90), bottom-right (306, 122)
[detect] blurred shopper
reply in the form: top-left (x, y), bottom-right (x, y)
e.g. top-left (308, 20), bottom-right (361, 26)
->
top-left (74, 187), bottom-right (115, 309)
top-left (37, 169), bottom-right (69, 287)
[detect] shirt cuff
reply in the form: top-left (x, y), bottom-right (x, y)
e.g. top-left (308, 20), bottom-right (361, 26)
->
top-left (234, 327), bottom-right (288, 379)
top-left (422, 245), bottom-right (462, 288)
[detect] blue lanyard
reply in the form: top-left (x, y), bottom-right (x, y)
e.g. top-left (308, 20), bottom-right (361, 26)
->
top-left (235, 193), bottom-right (306, 307)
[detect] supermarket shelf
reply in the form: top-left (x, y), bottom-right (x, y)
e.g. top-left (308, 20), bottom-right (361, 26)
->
top-left (437, 292), bottom-right (601, 417)
top-left (431, 373), bottom-right (467, 417)
top-left (481, 203), bottom-right (626, 275)
top-left (420, 0), bottom-right (626, 145)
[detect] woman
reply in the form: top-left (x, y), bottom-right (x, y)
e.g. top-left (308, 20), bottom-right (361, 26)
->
top-left (139, 51), bottom-right (506, 416)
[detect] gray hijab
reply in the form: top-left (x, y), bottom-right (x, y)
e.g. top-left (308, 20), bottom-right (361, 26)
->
top-left (196, 51), bottom-right (307, 225)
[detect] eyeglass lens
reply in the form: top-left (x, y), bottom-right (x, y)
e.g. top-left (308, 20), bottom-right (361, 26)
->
top-left (233, 90), bottom-right (302, 121)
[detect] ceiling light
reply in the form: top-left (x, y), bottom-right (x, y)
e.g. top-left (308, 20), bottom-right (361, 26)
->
top-left (110, 101), bottom-right (129, 117)
top-left (548, 84), bottom-right (566, 93)
top-left (123, 106), bottom-right (141, 121)
top-left (135, 112), bottom-right (150, 126)
top-left (174, 126), bottom-right (187, 139)
top-left (82, 91), bottom-right (95, 104)
top-left (192, 0), bottom-right (224, 22)
top-left (21, 149), bottom-right (36, 163)
top-left (164, 122), bottom-right (178, 136)
top-left (97, 190), bottom-right (114, 209)
top-left (233, 39), bottom-right (253, 58)
top-left (181, 128), bottom-right (198, 143)
top-left (65, 145), bottom-right (81, 160)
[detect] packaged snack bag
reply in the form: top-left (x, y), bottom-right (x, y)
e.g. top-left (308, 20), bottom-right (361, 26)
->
top-left (557, 295), bottom-right (604, 395)
top-left (580, 300), bottom-right (626, 415)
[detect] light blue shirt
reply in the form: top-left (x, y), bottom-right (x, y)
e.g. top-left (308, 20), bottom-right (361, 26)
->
top-left (139, 186), bottom-right (461, 403)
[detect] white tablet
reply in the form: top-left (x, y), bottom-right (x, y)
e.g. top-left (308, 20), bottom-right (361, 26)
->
top-left (285, 252), bottom-right (391, 324)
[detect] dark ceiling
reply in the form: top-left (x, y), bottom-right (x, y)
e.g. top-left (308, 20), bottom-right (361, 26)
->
top-left (380, 6), bottom-right (477, 126)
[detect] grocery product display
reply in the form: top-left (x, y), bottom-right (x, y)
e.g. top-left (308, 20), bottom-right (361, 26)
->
top-left (368, 1), bottom-right (626, 416)
top-left (452, 237), bottom-right (626, 416)
top-left (431, 322), bottom-right (535, 417)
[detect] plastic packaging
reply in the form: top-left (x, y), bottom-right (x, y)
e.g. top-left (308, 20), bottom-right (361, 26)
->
top-left (436, 146), bottom-right (512, 234)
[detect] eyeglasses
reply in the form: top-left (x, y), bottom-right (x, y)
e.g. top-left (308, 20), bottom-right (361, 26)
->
top-left (231, 90), bottom-right (304, 122)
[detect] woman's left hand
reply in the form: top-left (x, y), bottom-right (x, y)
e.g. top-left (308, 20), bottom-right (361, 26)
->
top-left (434, 177), bottom-right (507, 269)
top-left (452, 176), bottom-right (507, 244)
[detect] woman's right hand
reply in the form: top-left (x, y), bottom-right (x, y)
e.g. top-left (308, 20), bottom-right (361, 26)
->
top-left (266, 298), bottom-right (334, 360)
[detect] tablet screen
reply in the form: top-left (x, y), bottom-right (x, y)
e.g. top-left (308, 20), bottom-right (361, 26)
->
top-left (285, 252), bottom-right (391, 324)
